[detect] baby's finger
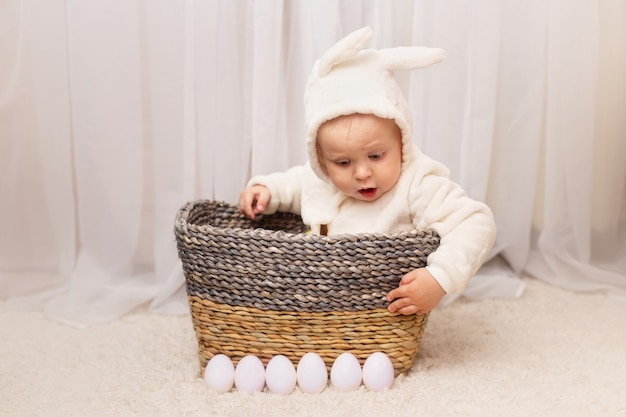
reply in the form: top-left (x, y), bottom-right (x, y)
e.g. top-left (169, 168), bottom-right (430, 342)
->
top-left (386, 284), bottom-right (409, 302)
top-left (387, 295), bottom-right (411, 313)
top-left (239, 194), bottom-right (257, 218)
top-left (395, 304), bottom-right (419, 315)
top-left (253, 193), bottom-right (269, 214)
top-left (399, 271), bottom-right (418, 286)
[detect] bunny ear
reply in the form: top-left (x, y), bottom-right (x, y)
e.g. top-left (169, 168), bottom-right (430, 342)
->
top-left (318, 26), bottom-right (373, 76)
top-left (378, 46), bottom-right (446, 71)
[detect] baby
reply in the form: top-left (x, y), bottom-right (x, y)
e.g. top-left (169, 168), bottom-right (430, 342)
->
top-left (239, 27), bottom-right (496, 315)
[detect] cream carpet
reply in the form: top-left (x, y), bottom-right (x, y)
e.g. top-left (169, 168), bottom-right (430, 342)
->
top-left (2, 278), bottom-right (625, 417)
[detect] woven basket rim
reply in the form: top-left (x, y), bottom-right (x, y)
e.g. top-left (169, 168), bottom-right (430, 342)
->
top-left (175, 199), bottom-right (438, 243)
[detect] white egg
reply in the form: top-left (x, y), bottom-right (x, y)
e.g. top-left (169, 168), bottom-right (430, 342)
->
top-left (362, 352), bottom-right (395, 392)
top-left (204, 354), bottom-right (235, 393)
top-left (234, 355), bottom-right (265, 394)
top-left (265, 355), bottom-right (297, 395)
top-left (296, 352), bottom-right (328, 393)
top-left (330, 352), bottom-right (362, 391)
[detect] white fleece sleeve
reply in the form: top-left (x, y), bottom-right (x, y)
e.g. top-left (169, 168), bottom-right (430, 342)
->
top-left (246, 165), bottom-right (305, 215)
top-left (410, 174), bottom-right (497, 294)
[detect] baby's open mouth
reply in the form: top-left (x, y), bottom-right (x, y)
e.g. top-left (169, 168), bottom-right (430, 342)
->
top-left (358, 188), bottom-right (377, 198)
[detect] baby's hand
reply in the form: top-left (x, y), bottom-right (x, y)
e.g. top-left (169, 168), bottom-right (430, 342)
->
top-left (386, 268), bottom-right (446, 315)
top-left (239, 185), bottom-right (271, 219)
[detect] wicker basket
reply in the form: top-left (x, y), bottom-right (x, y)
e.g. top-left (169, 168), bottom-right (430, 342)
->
top-left (174, 200), bottom-right (440, 376)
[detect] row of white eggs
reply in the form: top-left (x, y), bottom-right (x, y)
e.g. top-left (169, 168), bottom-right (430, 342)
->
top-left (205, 351), bottom-right (395, 394)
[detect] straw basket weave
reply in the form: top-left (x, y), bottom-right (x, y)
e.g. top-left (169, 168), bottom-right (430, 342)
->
top-left (174, 200), bottom-right (440, 376)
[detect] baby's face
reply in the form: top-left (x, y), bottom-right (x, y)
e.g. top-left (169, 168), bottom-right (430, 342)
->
top-left (317, 114), bottom-right (402, 202)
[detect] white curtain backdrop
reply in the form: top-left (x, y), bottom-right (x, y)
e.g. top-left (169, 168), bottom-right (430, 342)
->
top-left (1, 0), bottom-right (625, 326)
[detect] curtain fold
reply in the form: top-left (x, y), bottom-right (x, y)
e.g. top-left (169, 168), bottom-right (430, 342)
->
top-left (1, 0), bottom-right (624, 326)
top-left (525, 0), bottom-right (626, 296)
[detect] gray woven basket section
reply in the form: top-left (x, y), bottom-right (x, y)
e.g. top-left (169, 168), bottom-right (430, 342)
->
top-left (175, 200), bottom-right (440, 313)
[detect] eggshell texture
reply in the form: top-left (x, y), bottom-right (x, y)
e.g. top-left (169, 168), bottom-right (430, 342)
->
top-left (330, 352), bottom-right (362, 391)
top-left (265, 355), bottom-right (297, 395)
top-left (296, 352), bottom-right (328, 393)
top-left (234, 355), bottom-right (266, 394)
top-left (362, 352), bottom-right (395, 392)
top-left (204, 354), bottom-right (235, 393)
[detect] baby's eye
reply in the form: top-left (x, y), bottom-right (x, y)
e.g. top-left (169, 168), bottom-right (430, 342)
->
top-left (334, 160), bottom-right (351, 167)
top-left (369, 153), bottom-right (384, 160)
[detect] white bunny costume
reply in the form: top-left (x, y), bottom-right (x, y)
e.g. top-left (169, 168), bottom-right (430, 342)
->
top-left (247, 27), bottom-right (496, 295)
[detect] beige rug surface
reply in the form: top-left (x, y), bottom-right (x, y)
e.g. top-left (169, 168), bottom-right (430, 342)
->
top-left (2, 278), bottom-right (625, 417)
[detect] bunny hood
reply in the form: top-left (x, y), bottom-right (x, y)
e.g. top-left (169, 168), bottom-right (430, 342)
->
top-left (304, 26), bottom-right (446, 183)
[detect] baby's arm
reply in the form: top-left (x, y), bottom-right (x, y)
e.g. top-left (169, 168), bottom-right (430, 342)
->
top-left (386, 169), bottom-right (496, 315)
top-left (386, 268), bottom-right (445, 315)
top-left (239, 185), bottom-right (271, 220)
top-left (239, 165), bottom-right (306, 219)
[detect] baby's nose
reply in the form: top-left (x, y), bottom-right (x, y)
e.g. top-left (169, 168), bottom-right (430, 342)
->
top-left (354, 164), bottom-right (372, 179)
